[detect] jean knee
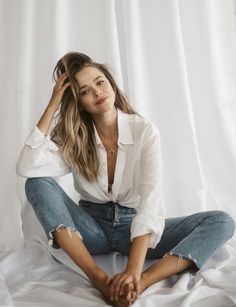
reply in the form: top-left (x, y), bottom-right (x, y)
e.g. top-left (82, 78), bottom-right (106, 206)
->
top-left (25, 177), bottom-right (56, 201)
top-left (213, 210), bottom-right (235, 239)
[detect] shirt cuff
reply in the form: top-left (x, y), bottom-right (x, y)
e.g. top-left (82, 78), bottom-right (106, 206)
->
top-left (25, 126), bottom-right (58, 150)
top-left (130, 213), bottom-right (165, 249)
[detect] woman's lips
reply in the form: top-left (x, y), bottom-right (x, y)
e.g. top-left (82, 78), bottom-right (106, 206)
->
top-left (96, 96), bottom-right (108, 105)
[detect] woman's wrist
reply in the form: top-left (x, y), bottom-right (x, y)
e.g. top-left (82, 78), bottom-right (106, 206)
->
top-left (125, 234), bottom-right (151, 278)
top-left (45, 103), bottom-right (58, 115)
top-left (125, 267), bottom-right (142, 279)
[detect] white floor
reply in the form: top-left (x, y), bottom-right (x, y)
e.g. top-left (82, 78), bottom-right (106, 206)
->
top-left (1, 236), bottom-right (236, 307)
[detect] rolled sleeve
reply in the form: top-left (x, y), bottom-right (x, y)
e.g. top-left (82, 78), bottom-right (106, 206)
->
top-left (16, 126), bottom-right (71, 178)
top-left (25, 126), bottom-right (49, 148)
top-left (131, 200), bottom-right (165, 248)
top-left (130, 124), bottom-right (165, 249)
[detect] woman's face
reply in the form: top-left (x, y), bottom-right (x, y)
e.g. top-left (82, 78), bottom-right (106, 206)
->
top-left (75, 66), bottom-right (116, 115)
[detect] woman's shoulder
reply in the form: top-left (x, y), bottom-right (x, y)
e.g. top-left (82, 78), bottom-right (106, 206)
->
top-left (124, 112), bottom-right (160, 136)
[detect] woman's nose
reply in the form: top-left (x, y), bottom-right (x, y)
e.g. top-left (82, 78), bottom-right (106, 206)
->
top-left (95, 88), bottom-right (102, 97)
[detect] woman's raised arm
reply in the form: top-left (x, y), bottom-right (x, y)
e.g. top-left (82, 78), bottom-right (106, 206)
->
top-left (37, 73), bottom-right (70, 135)
top-left (16, 73), bottom-right (71, 178)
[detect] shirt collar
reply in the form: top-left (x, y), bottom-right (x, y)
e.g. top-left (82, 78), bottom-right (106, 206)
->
top-left (93, 109), bottom-right (134, 146)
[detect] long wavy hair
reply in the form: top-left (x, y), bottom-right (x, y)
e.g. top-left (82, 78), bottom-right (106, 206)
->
top-left (50, 51), bottom-right (138, 181)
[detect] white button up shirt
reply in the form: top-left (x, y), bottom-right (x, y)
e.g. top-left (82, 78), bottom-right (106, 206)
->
top-left (16, 110), bottom-right (165, 248)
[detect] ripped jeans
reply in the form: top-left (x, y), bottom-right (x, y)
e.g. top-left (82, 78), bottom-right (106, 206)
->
top-left (25, 177), bottom-right (235, 275)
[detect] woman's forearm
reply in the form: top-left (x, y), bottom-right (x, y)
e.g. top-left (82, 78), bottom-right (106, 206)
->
top-left (126, 233), bottom-right (150, 276)
top-left (37, 105), bottom-right (57, 135)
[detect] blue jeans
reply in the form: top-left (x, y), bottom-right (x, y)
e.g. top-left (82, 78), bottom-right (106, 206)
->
top-left (25, 177), bottom-right (235, 275)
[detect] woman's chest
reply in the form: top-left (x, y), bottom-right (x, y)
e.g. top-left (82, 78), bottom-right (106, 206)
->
top-left (107, 153), bottom-right (117, 184)
top-left (73, 145), bottom-right (141, 198)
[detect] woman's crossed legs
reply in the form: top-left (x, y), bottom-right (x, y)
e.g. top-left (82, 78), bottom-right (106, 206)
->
top-left (25, 177), bottom-right (235, 306)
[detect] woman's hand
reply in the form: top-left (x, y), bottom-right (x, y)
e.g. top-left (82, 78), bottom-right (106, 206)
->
top-left (37, 73), bottom-right (71, 135)
top-left (48, 72), bottom-right (71, 113)
top-left (108, 270), bottom-right (141, 304)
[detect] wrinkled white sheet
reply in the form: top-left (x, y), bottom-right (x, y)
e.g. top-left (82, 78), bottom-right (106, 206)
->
top-left (0, 237), bottom-right (236, 307)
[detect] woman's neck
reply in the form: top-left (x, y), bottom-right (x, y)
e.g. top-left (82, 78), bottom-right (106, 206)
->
top-left (93, 108), bottom-right (118, 139)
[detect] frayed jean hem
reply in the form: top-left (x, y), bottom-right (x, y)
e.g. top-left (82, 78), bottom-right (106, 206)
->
top-left (164, 251), bottom-right (200, 276)
top-left (48, 224), bottom-right (82, 249)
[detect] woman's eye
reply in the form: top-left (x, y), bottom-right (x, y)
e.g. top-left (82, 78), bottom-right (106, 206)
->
top-left (97, 80), bottom-right (104, 86)
top-left (80, 90), bottom-right (89, 96)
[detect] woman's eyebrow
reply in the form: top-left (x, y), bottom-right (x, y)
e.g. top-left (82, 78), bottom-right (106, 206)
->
top-left (80, 76), bottom-right (103, 90)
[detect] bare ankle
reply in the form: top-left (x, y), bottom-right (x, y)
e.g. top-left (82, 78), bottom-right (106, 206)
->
top-left (140, 273), bottom-right (148, 293)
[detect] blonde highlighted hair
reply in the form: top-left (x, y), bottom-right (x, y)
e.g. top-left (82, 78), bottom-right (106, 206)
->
top-left (50, 51), bottom-right (137, 181)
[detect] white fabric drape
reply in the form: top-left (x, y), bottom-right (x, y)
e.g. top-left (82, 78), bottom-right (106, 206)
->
top-left (0, 0), bottom-right (236, 306)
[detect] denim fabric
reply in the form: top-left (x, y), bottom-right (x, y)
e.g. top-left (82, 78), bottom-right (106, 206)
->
top-left (25, 177), bottom-right (235, 275)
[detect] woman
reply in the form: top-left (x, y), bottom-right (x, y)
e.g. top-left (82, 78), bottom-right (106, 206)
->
top-left (16, 51), bottom-right (235, 307)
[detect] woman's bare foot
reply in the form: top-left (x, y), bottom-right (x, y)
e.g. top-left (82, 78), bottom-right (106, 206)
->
top-left (90, 268), bottom-right (113, 305)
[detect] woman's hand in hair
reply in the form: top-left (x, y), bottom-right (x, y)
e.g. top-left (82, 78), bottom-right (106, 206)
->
top-left (36, 73), bottom-right (70, 135)
top-left (48, 73), bottom-right (70, 113)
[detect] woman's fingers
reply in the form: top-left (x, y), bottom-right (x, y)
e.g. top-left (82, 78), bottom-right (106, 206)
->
top-left (133, 279), bottom-right (140, 297)
top-left (48, 73), bottom-right (71, 112)
top-left (109, 273), bottom-right (140, 305)
top-left (119, 277), bottom-right (133, 296)
top-left (58, 73), bottom-right (69, 87)
top-left (124, 282), bottom-right (134, 295)
top-left (105, 276), bottom-right (113, 286)
top-left (114, 276), bottom-right (129, 300)
top-left (131, 290), bottom-right (138, 304)
top-left (113, 275), bottom-right (135, 302)
top-left (110, 275), bottom-right (125, 301)
top-left (54, 73), bottom-right (68, 90)
top-left (124, 283), bottom-right (135, 302)
top-left (54, 74), bottom-right (70, 95)
top-left (62, 81), bottom-right (71, 91)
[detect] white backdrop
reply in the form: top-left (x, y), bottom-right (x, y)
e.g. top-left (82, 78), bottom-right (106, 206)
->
top-left (1, 0), bottom-right (236, 251)
top-left (1, 0), bottom-right (236, 306)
